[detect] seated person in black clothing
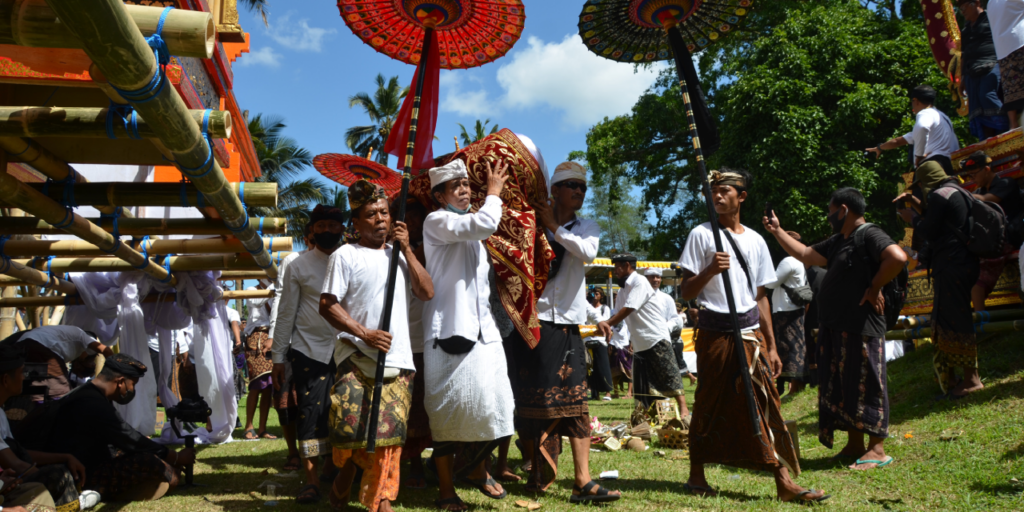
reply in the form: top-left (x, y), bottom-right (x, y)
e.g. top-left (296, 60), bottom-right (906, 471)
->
top-left (959, 151), bottom-right (1023, 311)
top-left (19, 354), bottom-right (196, 502)
top-left (0, 343), bottom-right (98, 511)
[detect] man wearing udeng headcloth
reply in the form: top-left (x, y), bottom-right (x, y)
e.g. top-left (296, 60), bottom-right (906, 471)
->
top-left (676, 168), bottom-right (827, 503)
top-left (319, 180), bottom-right (433, 512)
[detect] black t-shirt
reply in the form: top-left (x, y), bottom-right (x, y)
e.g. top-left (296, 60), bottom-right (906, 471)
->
top-left (962, 11), bottom-right (997, 76)
top-left (804, 265), bottom-right (826, 330)
top-left (915, 182), bottom-right (973, 269)
top-left (979, 176), bottom-right (1023, 220)
top-left (811, 225), bottom-right (896, 338)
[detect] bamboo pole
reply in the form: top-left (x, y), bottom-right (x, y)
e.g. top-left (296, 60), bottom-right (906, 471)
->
top-left (0, 286), bottom-right (16, 337)
top-left (11, 252), bottom-right (292, 273)
top-left (0, 257), bottom-right (77, 293)
top-left (887, 319), bottom-right (1024, 340)
top-left (892, 309), bottom-right (1024, 333)
top-left (0, 182), bottom-right (277, 209)
top-left (13, 306), bottom-right (25, 331)
top-left (0, 216), bottom-right (287, 236)
top-left (0, 288), bottom-right (276, 308)
top-left (0, 0), bottom-right (214, 58)
top-left (44, 0), bottom-right (278, 278)
top-left (0, 237), bottom-right (291, 257)
top-left (0, 107), bottom-right (231, 139)
top-left (220, 271), bottom-right (269, 280)
top-left (0, 171), bottom-right (175, 284)
top-left (48, 304), bottom-right (64, 325)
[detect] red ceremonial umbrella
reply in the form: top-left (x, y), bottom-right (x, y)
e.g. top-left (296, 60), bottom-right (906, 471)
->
top-left (335, 0), bottom-right (526, 452)
top-left (313, 153), bottom-right (403, 193)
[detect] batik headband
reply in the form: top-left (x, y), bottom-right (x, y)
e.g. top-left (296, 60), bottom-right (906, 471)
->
top-left (709, 170), bottom-right (746, 191)
top-left (101, 353), bottom-right (148, 379)
top-left (348, 179), bottom-right (388, 211)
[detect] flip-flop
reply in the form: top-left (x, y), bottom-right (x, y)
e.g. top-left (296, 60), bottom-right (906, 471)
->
top-left (283, 456), bottom-right (301, 471)
top-left (434, 496), bottom-right (467, 511)
top-left (852, 456), bottom-right (894, 469)
top-left (296, 484), bottom-right (321, 505)
top-left (570, 480), bottom-right (621, 503)
top-left (258, 430), bottom-right (277, 439)
top-left (784, 489), bottom-right (831, 504)
top-left (243, 428), bottom-right (259, 440)
top-left (463, 477), bottom-right (507, 499)
top-left (683, 482), bottom-right (718, 497)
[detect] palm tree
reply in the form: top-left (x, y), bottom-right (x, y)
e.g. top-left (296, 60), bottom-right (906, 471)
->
top-left (457, 119), bottom-right (499, 147)
top-left (247, 114), bottom-right (323, 244)
top-left (239, 0), bottom-right (269, 26)
top-left (346, 74), bottom-right (408, 165)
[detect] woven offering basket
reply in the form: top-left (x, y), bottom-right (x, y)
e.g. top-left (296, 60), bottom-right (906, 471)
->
top-left (657, 427), bottom-right (689, 450)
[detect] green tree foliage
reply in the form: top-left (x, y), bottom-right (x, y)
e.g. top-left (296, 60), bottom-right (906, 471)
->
top-left (346, 74), bottom-right (409, 165)
top-left (239, 0), bottom-right (269, 26)
top-left (248, 114), bottom-right (323, 244)
top-left (583, 0), bottom-right (969, 259)
top-left (457, 119), bottom-right (500, 147)
top-left (569, 152), bottom-right (652, 258)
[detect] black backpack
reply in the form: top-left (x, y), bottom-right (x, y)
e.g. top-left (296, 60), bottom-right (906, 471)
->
top-left (942, 182), bottom-right (1008, 259)
top-left (853, 224), bottom-right (909, 331)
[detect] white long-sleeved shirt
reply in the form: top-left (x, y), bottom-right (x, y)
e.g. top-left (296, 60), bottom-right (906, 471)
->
top-left (651, 290), bottom-right (685, 335)
top-left (244, 284), bottom-right (275, 337)
top-left (902, 107), bottom-right (959, 161)
top-left (423, 195), bottom-right (503, 345)
top-left (618, 272), bottom-right (671, 352)
top-left (585, 303), bottom-right (611, 345)
top-left (536, 217), bottom-right (601, 325)
top-left (765, 256), bottom-right (807, 313)
top-left (988, 0), bottom-right (1024, 59)
top-left (271, 248), bottom-right (337, 365)
top-left (268, 251), bottom-right (301, 339)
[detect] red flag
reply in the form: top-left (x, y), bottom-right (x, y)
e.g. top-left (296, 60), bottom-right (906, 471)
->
top-left (384, 29), bottom-right (440, 175)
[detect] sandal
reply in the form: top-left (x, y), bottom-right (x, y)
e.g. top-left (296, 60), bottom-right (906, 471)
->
top-left (783, 489), bottom-right (831, 504)
top-left (569, 480), bottom-right (621, 503)
top-left (296, 484), bottom-right (321, 505)
top-left (329, 484), bottom-right (349, 511)
top-left (463, 476), bottom-right (506, 499)
top-left (243, 429), bottom-right (259, 440)
top-left (283, 455), bottom-right (301, 471)
top-left (434, 496), bottom-right (467, 511)
top-left (258, 430), bottom-right (277, 439)
top-left (851, 456), bottom-right (894, 470)
top-left (683, 482), bottom-right (718, 497)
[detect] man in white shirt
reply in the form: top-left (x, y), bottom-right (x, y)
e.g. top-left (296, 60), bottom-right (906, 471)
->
top-left (319, 180), bottom-right (433, 512)
top-left (584, 288), bottom-right (613, 400)
top-left (676, 168), bottom-right (822, 503)
top-left (598, 256), bottom-right (690, 421)
top-left (242, 279), bottom-right (276, 440)
top-left (271, 205), bottom-right (346, 502)
top-left (643, 267), bottom-right (697, 385)
top-left (512, 161), bottom-right (619, 503)
top-left (988, 0), bottom-right (1024, 128)
top-left (8, 325), bottom-right (112, 401)
top-left (866, 85), bottom-right (960, 174)
top-left (764, 234), bottom-right (810, 396)
top-left (421, 158), bottom-right (515, 506)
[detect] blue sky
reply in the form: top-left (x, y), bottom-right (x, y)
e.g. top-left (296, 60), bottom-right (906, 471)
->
top-left (230, 1), bottom-right (666, 188)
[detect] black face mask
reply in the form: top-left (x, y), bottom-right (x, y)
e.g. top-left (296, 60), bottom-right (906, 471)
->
top-left (314, 231), bottom-right (342, 250)
top-left (827, 209), bottom-right (846, 234)
top-left (114, 381), bottom-right (136, 405)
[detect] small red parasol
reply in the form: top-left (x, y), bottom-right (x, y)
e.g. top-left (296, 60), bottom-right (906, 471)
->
top-left (313, 153), bottom-right (403, 192)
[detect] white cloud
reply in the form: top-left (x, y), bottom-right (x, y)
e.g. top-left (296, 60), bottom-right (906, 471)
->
top-left (439, 72), bottom-right (497, 118)
top-left (495, 35), bottom-right (665, 127)
top-left (266, 13), bottom-right (336, 52)
top-left (239, 46), bottom-right (281, 67)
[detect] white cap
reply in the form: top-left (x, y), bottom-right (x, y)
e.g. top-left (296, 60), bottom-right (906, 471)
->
top-left (644, 267), bottom-right (662, 277)
top-left (551, 161), bottom-right (587, 186)
top-left (428, 159), bottom-right (469, 189)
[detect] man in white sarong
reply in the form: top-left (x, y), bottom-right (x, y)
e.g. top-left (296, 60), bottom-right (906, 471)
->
top-left (272, 205), bottom-right (346, 504)
top-left (422, 158), bottom-right (515, 508)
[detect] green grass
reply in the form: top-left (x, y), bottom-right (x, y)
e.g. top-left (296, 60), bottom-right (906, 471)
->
top-left (99, 333), bottom-right (1024, 511)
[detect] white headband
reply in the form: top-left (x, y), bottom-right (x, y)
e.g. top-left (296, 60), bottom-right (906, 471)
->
top-left (551, 161), bottom-right (587, 186)
top-left (428, 159), bottom-right (469, 189)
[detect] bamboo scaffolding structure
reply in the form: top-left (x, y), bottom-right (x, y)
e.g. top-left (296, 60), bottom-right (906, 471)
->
top-left (11, 252), bottom-right (292, 273)
top-left (45, 0), bottom-right (278, 278)
top-left (0, 288), bottom-right (276, 308)
top-left (887, 319), bottom-right (1024, 340)
top-left (892, 309), bottom-right (1024, 333)
top-left (0, 137), bottom-right (133, 218)
top-left (48, 304), bottom-right (64, 325)
top-left (0, 182), bottom-right (277, 209)
top-left (0, 107), bottom-right (231, 139)
top-left (0, 217), bottom-right (287, 236)
top-left (0, 257), bottom-right (77, 293)
top-left (0, 0), bottom-right (215, 58)
top-left (13, 306), bottom-right (25, 331)
top-left (0, 172), bottom-right (175, 284)
top-left (0, 286), bottom-right (16, 337)
top-left (219, 271), bottom-right (270, 280)
top-left (0, 237), bottom-right (291, 257)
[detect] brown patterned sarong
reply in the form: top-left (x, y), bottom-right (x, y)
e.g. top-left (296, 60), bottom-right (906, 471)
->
top-left (84, 452), bottom-right (175, 501)
top-left (409, 129), bottom-right (554, 348)
top-left (931, 262), bottom-right (980, 394)
top-left (999, 45), bottom-right (1024, 108)
top-left (328, 358), bottom-right (414, 451)
top-left (244, 327), bottom-right (273, 379)
top-left (689, 328), bottom-right (800, 476)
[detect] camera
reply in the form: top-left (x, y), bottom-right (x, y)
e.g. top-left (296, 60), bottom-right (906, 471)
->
top-left (21, 362), bottom-right (49, 400)
top-left (165, 397), bottom-right (211, 486)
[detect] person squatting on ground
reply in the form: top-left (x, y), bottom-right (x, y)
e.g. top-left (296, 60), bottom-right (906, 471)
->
top-left (895, 161), bottom-right (982, 398)
top-left (5, 326), bottom-right (112, 403)
top-left (272, 204), bottom-right (348, 504)
top-left (676, 168), bottom-right (827, 503)
top-left (764, 232), bottom-right (810, 396)
top-left (508, 161), bottom-right (620, 503)
top-left (421, 158), bottom-right (516, 511)
top-left (766, 187), bottom-right (906, 471)
top-left (319, 179), bottom-right (434, 512)
top-left (18, 353), bottom-right (196, 502)
top-left (598, 257), bottom-right (690, 423)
